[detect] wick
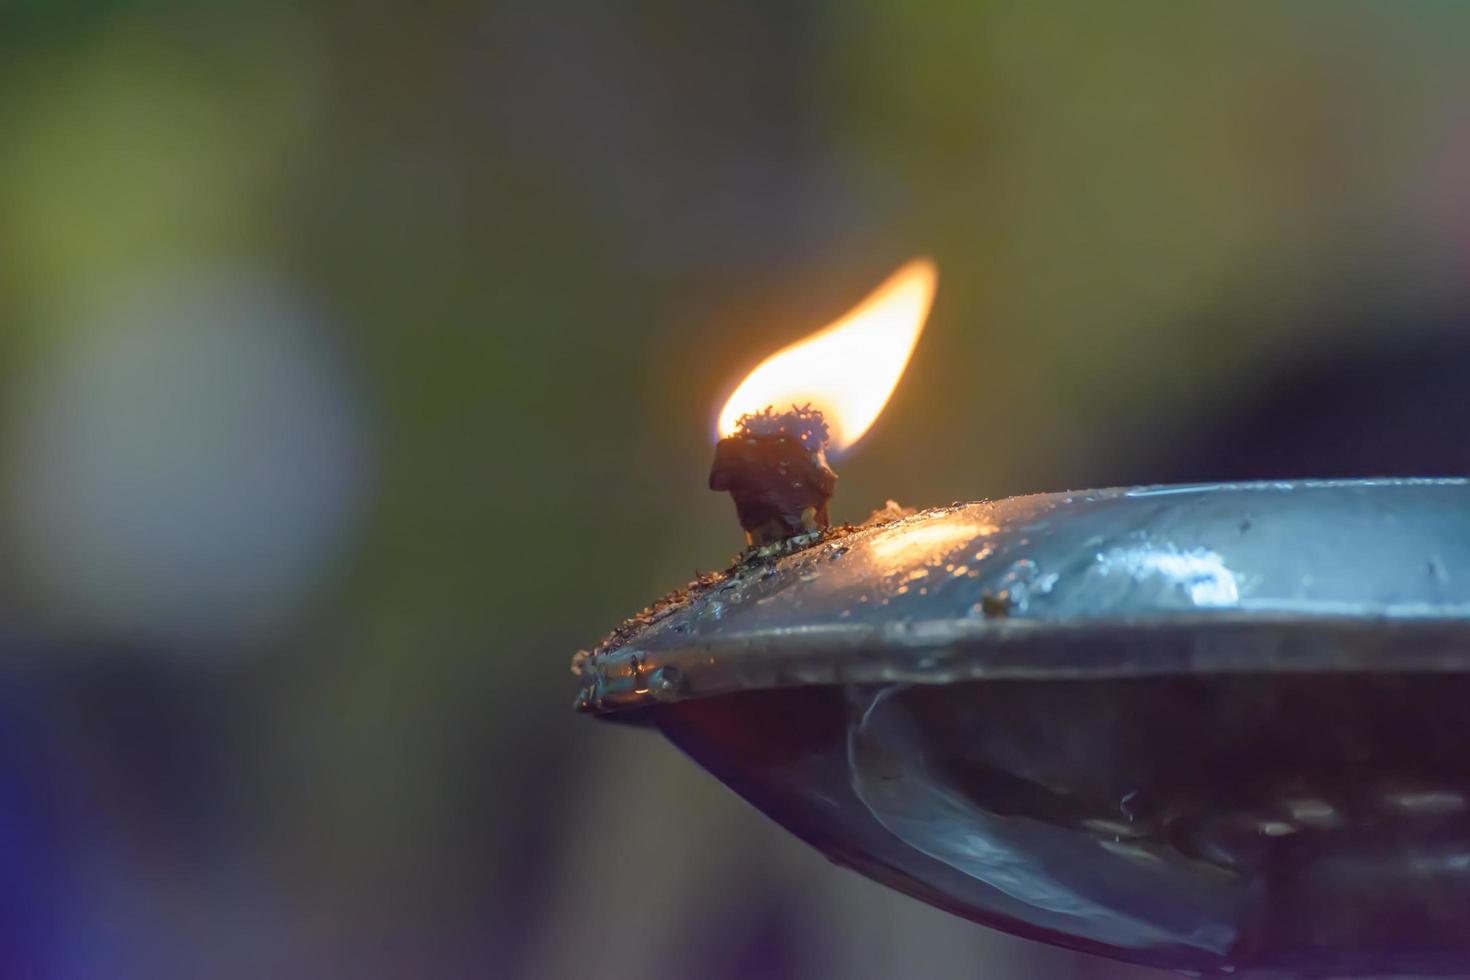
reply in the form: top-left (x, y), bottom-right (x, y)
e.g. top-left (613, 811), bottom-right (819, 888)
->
top-left (710, 404), bottom-right (838, 547)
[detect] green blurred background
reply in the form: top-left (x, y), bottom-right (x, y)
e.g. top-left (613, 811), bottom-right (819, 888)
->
top-left (2, 2), bottom-right (1470, 977)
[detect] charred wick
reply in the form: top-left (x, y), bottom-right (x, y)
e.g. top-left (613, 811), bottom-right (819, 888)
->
top-left (709, 405), bottom-right (838, 547)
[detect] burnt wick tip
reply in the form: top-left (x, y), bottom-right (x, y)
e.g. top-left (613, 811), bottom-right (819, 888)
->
top-left (710, 405), bottom-right (838, 547)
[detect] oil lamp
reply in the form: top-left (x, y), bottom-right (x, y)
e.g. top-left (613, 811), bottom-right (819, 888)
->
top-left (573, 259), bottom-right (1470, 978)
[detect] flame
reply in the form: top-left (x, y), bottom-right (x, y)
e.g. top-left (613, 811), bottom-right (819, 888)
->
top-left (717, 257), bottom-right (937, 453)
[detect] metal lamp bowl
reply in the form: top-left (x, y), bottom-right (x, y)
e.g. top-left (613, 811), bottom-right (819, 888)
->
top-left (576, 479), bottom-right (1470, 977)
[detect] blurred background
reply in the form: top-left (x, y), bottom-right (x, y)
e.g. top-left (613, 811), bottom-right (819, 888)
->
top-left (2, 1), bottom-right (1470, 977)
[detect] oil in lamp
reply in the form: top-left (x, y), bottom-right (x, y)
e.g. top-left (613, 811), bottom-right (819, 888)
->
top-left (574, 258), bottom-right (1470, 978)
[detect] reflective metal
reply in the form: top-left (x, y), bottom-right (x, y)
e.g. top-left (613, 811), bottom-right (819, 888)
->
top-left (575, 480), bottom-right (1470, 976)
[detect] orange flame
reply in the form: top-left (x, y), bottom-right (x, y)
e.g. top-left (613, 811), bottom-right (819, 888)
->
top-left (717, 257), bottom-right (937, 453)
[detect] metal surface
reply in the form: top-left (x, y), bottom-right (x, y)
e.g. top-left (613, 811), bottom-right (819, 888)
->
top-left (575, 479), bottom-right (1470, 976)
top-left (578, 479), bottom-right (1470, 712)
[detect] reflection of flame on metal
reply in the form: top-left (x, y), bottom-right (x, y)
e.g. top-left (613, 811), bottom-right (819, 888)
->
top-left (870, 520), bottom-right (994, 564)
top-left (717, 258), bottom-right (937, 454)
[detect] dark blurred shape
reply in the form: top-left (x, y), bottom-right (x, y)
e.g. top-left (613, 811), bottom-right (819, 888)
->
top-left (0, 646), bottom-right (65, 980)
top-left (672, 891), bottom-right (804, 980)
top-left (1145, 323), bottom-right (1470, 483)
